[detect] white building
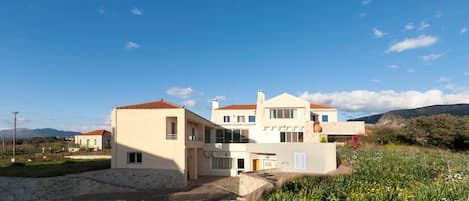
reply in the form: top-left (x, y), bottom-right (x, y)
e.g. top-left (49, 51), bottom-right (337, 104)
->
top-left (111, 91), bottom-right (364, 185)
top-left (75, 129), bottom-right (112, 151)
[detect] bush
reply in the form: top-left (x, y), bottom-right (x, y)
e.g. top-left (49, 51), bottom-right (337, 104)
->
top-left (320, 135), bottom-right (327, 143)
top-left (9, 162), bottom-right (26, 167)
top-left (368, 114), bottom-right (469, 151)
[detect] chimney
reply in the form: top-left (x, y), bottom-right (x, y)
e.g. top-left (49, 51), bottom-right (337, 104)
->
top-left (211, 99), bottom-right (219, 110)
top-left (257, 89), bottom-right (265, 105)
top-left (255, 89), bottom-right (265, 125)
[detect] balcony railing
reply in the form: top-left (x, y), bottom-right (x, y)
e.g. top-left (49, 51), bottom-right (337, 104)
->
top-left (166, 133), bottom-right (177, 140)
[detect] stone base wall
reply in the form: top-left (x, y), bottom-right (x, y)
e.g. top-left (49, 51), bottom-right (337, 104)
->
top-left (0, 169), bottom-right (185, 201)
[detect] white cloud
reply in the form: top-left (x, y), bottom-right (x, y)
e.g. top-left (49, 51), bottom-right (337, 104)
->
top-left (373, 28), bottom-right (387, 38)
top-left (183, 100), bottom-right (197, 107)
top-left (404, 22), bottom-right (414, 31)
top-left (300, 89), bottom-right (469, 113)
top-left (387, 35), bottom-right (438, 53)
top-left (98, 8), bottom-right (105, 15)
top-left (407, 68), bottom-right (416, 73)
top-left (418, 21), bottom-right (430, 31)
top-left (435, 11), bottom-right (443, 19)
top-left (421, 53), bottom-right (443, 61)
top-left (359, 12), bottom-right (366, 18)
top-left (166, 87), bottom-right (195, 99)
top-left (388, 64), bottom-right (399, 69)
top-left (362, 0), bottom-right (371, 5)
top-left (211, 96), bottom-right (226, 101)
top-left (370, 79), bottom-right (381, 83)
top-left (437, 76), bottom-right (451, 83)
top-left (125, 41), bottom-right (140, 50)
top-left (464, 71), bottom-right (469, 76)
top-left (130, 7), bottom-right (143, 16)
top-left (461, 27), bottom-right (468, 34)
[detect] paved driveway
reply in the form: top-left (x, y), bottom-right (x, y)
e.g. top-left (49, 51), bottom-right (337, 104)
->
top-left (73, 176), bottom-right (239, 201)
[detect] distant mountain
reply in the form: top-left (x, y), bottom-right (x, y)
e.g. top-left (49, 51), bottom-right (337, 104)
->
top-left (0, 128), bottom-right (80, 139)
top-left (348, 104), bottom-right (469, 127)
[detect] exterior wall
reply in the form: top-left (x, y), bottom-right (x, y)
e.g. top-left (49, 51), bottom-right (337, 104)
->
top-left (310, 108), bottom-right (338, 123)
top-left (201, 144), bottom-right (249, 176)
top-left (211, 109), bottom-right (256, 126)
top-left (75, 135), bottom-right (103, 150)
top-left (320, 121), bottom-right (366, 135)
top-left (111, 108), bottom-right (187, 173)
top-left (246, 143), bottom-right (337, 174)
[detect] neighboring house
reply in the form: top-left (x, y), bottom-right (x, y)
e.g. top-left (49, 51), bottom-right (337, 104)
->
top-left (111, 91), bottom-right (364, 186)
top-left (75, 129), bottom-right (112, 150)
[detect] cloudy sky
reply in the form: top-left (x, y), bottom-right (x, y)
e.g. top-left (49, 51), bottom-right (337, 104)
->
top-left (1, 0), bottom-right (468, 131)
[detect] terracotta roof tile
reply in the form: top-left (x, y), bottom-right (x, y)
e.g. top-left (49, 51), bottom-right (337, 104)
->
top-left (310, 103), bottom-right (335, 109)
top-left (217, 104), bottom-right (257, 110)
top-left (116, 99), bottom-right (182, 109)
top-left (80, 129), bottom-right (111, 136)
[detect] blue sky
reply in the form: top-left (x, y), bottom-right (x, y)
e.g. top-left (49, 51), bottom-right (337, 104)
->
top-left (1, 0), bottom-right (468, 131)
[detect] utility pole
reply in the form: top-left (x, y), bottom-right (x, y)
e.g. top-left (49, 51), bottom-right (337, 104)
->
top-left (12, 112), bottom-right (18, 162)
top-left (2, 133), bottom-right (4, 158)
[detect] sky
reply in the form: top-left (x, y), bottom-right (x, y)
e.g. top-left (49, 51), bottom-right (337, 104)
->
top-left (0, 0), bottom-right (469, 132)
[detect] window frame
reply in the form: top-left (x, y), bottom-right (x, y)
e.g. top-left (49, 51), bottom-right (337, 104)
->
top-left (248, 115), bottom-right (256, 122)
top-left (223, 116), bottom-right (230, 123)
top-left (127, 152), bottom-right (142, 164)
top-left (322, 115), bottom-right (329, 122)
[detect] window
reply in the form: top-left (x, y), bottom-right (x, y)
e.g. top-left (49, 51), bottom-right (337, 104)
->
top-left (310, 112), bottom-right (317, 121)
top-left (233, 129), bottom-right (241, 142)
top-left (127, 152), bottom-right (142, 164)
top-left (204, 127), bottom-right (211, 143)
top-left (224, 129), bottom-right (232, 143)
top-left (270, 108), bottom-right (297, 119)
top-left (223, 116), bottom-right (230, 123)
top-left (171, 122), bottom-right (177, 135)
top-left (280, 132), bottom-right (304, 143)
top-left (94, 139), bottom-right (97, 145)
top-left (237, 116), bottom-right (245, 123)
top-left (216, 129), bottom-right (224, 143)
top-left (212, 158), bottom-right (232, 169)
top-left (215, 129), bottom-right (249, 143)
top-left (189, 127), bottom-right (197, 141)
top-left (166, 117), bottom-right (177, 140)
top-left (79, 139), bottom-right (82, 145)
top-left (248, 116), bottom-right (256, 122)
top-left (322, 115), bottom-right (329, 122)
top-left (107, 139), bottom-right (111, 146)
top-left (237, 159), bottom-right (245, 169)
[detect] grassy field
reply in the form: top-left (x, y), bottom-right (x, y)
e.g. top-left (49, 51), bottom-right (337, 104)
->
top-left (0, 158), bottom-right (110, 177)
top-left (264, 145), bottom-right (469, 201)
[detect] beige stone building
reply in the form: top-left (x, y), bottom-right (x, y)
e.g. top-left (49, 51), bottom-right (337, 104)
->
top-left (111, 91), bottom-right (365, 186)
top-left (75, 130), bottom-right (112, 151)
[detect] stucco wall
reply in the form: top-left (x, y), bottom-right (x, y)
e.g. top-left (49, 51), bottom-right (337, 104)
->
top-left (0, 169), bottom-right (185, 201)
top-left (111, 108), bottom-right (186, 171)
top-left (246, 143), bottom-right (336, 174)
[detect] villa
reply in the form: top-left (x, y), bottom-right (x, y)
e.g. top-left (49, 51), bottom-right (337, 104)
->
top-left (111, 91), bottom-right (364, 186)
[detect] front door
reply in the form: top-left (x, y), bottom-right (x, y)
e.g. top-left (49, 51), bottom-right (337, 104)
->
top-left (252, 159), bottom-right (260, 171)
top-left (86, 139), bottom-right (90, 148)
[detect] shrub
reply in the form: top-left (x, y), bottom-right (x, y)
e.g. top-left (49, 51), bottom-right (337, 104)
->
top-left (9, 162), bottom-right (26, 167)
top-left (320, 135), bottom-right (327, 143)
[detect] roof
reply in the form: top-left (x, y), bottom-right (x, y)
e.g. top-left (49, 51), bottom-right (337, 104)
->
top-left (217, 104), bottom-right (257, 110)
top-left (116, 99), bottom-right (182, 109)
top-left (80, 130), bottom-right (112, 137)
top-left (216, 103), bottom-right (334, 110)
top-left (310, 103), bottom-right (335, 109)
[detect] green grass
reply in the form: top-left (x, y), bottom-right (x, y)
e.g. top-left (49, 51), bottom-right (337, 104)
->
top-left (264, 145), bottom-right (469, 201)
top-left (0, 159), bottom-right (110, 177)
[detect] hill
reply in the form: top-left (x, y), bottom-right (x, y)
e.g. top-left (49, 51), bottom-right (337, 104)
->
top-left (0, 128), bottom-right (80, 139)
top-left (348, 104), bottom-right (469, 127)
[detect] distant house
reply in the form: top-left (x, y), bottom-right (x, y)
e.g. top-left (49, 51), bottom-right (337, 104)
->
top-left (75, 130), bottom-right (112, 150)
